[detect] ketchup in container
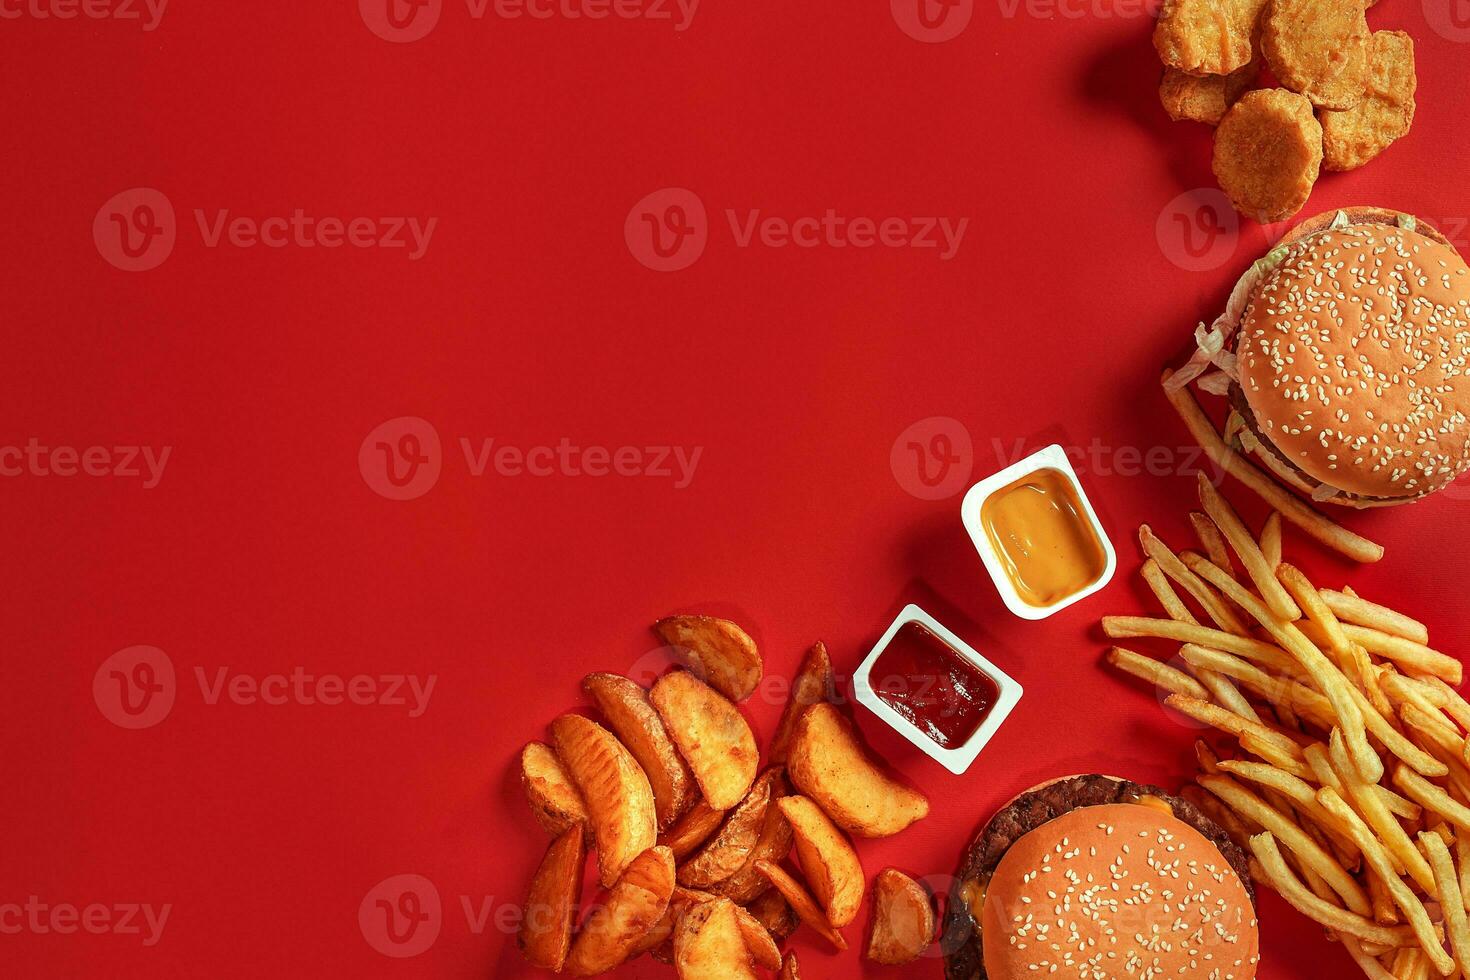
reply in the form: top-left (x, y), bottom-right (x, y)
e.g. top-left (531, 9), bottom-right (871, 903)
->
top-left (869, 621), bottom-right (1000, 750)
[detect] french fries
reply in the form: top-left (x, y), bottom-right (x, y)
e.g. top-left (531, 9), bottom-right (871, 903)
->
top-left (865, 868), bottom-right (935, 965)
top-left (1197, 473), bottom-right (1300, 621)
top-left (746, 888), bottom-right (797, 942)
top-left (787, 703), bottom-right (929, 838)
top-left (1102, 463), bottom-right (1470, 980)
top-left (654, 615), bottom-right (764, 703)
top-left (1106, 646), bottom-right (1208, 699)
top-left (659, 798), bottom-right (726, 862)
top-left (713, 771), bottom-right (796, 904)
top-left (1160, 369), bottom-right (1384, 562)
top-left (733, 905), bottom-right (782, 970)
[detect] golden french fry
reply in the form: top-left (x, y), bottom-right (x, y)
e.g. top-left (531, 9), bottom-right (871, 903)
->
top-left (1166, 694), bottom-right (1304, 759)
top-left (1276, 564), bottom-right (1352, 661)
top-left (1141, 558), bottom-right (1200, 626)
top-left (1216, 759), bottom-right (1360, 860)
top-left (1193, 558), bottom-right (1382, 784)
top-left (1319, 590), bottom-right (1430, 646)
top-left (1341, 937), bottom-right (1397, 980)
top-left (1413, 676), bottom-right (1470, 732)
top-left (1248, 832), bottom-right (1412, 945)
top-left (1315, 788), bottom-right (1452, 973)
top-left (1197, 474), bottom-right (1301, 621)
top-left (1395, 767), bottom-right (1470, 836)
top-left (755, 861), bottom-right (847, 951)
top-left (1182, 783), bottom-right (1256, 848)
top-left (1189, 511), bottom-right (1236, 576)
top-left (1341, 681), bottom-right (1448, 778)
top-left (1196, 739), bottom-right (1224, 775)
top-left (1374, 785), bottom-right (1422, 822)
top-left (1201, 774), bottom-right (1370, 914)
top-left (1138, 526), bottom-right (1249, 634)
top-left (1339, 624), bottom-right (1461, 684)
top-left (1180, 645), bottom-right (1335, 729)
top-left (1328, 731), bottom-right (1434, 892)
top-left (1105, 647), bottom-right (1209, 699)
top-left (1422, 831), bottom-right (1470, 978)
top-left (1103, 615), bottom-right (1283, 663)
top-left (1259, 511), bottom-right (1283, 570)
top-left (1159, 370), bottom-right (1384, 563)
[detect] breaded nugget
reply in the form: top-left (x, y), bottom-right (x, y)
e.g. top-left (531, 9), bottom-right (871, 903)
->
top-left (1262, 0), bottom-right (1370, 110)
top-left (1154, 0), bottom-right (1268, 76)
top-left (1321, 31), bottom-right (1417, 171)
top-left (1160, 58), bottom-right (1261, 126)
top-left (1212, 89), bottom-right (1323, 223)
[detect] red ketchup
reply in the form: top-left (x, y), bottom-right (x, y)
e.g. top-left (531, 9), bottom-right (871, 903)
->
top-left (870, 621), bottom-right (999, 749)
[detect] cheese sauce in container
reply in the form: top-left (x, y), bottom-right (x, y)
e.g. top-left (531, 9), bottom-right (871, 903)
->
top-left (961, 444), bottom-right (1115, 619)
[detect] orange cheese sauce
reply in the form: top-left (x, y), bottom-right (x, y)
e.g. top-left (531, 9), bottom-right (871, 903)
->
top-left (981, 468), bottom-right (1106, 607)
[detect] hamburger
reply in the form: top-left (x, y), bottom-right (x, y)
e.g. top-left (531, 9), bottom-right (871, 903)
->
top-left (942, 774), bottom-right (1260, 980)
top-left (1168, 207), bottom-right (1470, 507)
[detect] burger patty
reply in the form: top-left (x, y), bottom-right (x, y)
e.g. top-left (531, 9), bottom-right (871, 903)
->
top-left (940, 774), bottom-right (1255, 980)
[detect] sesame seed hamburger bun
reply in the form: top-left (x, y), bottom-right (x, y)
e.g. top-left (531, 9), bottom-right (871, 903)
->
top-left (942, 774), bottom-right (1258, 980)
top-left (1229, 208), bottom-right (1470, 506)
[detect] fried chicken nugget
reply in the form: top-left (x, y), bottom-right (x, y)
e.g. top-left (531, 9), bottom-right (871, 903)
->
top-left (1160, 58), bottom-right (1261, 126)
top-left (1321, 31), bottom-right (1417, 172)
top-left (1212, 89), bottom-right (1323, 223)
top-left (1262, 0), bottom-right (1370, 110)
top-left (1154, 0), bottom-right (1268, 76)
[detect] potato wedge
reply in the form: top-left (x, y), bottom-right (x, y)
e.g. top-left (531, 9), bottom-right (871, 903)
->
top-left (735, 905), bottom-right (782, 970)
top-left (652, 670), bottom-right (758, 810)
top-left (779, 795), bottom-right (864, 927)
top-left (550, 713), bottom-right (657, 887)
top-left (745, 887), bottom-right (798, 942)
top-left (660, 798), bottom-right (727, 861)
top-left (866, 868), bottom-right (935, 965)
top-left (756, 860), bottom-right (848, 950)
top-left (787, 703), bottom-right (929, 837)
top-left (680, 769), bottom-right (778, 888)
top-left (654, 615), bottom-right (764, 702)
top-left (583, 672), bottom-right (697, 831)
top-left (674, 897), bottom-right (759, 980)
top-left (520, 741), bottom-right (591, 843)
top-left (769, 641), bottom-right (834, 766)
top-left (779, 951), bottom-right (802, 979)
top-left (517, 825), bottom-right (586, 971)
top-left (713, 771), bottom-right (794, 904)
top-left (566, 846), bottom-right (675, 976)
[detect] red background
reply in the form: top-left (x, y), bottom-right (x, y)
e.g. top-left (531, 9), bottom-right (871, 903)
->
top-left (4, 0), bottom-right (1469, 976)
